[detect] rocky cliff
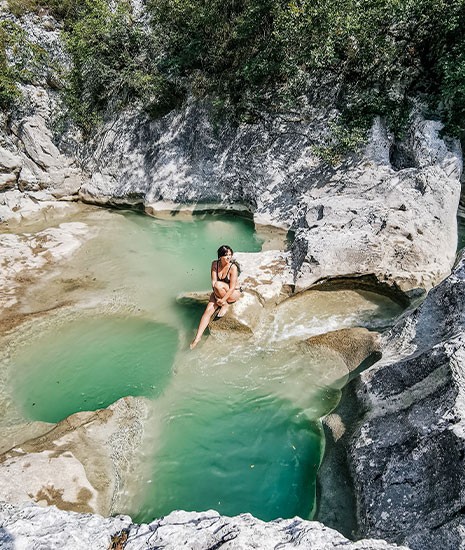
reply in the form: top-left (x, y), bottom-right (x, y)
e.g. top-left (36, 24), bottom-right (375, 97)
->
top-left (321, 253), bottom-right (465, 549)
top-left (1, 10), bottom-right (462, 299)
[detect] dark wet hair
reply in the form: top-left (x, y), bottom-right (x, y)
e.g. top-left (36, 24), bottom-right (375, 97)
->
top-left (217, 245), bottom-right (233, 258)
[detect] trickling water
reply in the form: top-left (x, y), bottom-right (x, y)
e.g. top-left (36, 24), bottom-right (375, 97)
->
top-left (2, 206), bottom-right (403, 523)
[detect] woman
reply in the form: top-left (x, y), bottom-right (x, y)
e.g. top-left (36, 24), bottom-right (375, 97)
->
top-left (190, 245), bottom-right (241, 349)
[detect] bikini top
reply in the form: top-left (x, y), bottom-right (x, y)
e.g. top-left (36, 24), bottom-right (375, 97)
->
top-left (216, 261), bottom-right (233, 285)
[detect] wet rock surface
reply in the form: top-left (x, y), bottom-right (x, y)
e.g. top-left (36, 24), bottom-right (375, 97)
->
top-left (327, 253), bottom-right (465, 549)
top-left (0, 397), bottom-right (150, 517)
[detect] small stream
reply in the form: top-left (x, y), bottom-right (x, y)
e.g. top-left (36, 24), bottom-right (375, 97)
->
top-left (1, 206), bottom-right (403, 523)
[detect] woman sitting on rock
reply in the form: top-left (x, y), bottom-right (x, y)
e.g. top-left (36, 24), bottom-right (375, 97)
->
top-left (190, 245), bottom-right (241, 349)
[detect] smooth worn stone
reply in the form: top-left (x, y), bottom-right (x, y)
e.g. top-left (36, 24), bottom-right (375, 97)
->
top-left (0, 219), bottom-right (93, 318)
top-left (0, 396), bottom-right (150, 516)
top-left (331, 252), bottom-right (465, 549)
top-left (0, 504), bottom-right (409, 550)
top-left (176, 291), bottom-right (211, 305)
top-left (304, 328), bottom-right (380, 372)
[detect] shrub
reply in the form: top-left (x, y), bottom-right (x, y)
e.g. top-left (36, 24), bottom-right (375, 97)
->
top-left (0, 19), bottom-right (48, 110)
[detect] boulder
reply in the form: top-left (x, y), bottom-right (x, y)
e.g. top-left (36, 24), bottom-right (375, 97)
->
top-left (0, 501), bottom-right (131, 550)
top-left (292, 119), bottom-right (461, 295)
top-left (303, 327), bottom-right (380, 373)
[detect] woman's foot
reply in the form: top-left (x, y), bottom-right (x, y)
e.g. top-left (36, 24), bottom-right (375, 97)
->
top-left (190, 338), bottom-right (200, 350)
top-left (215, 304), bottom-right (229, 319)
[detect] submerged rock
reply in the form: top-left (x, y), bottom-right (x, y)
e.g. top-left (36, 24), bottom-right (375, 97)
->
top-left (329, 252), bottom-right (465, 549)
top-left (304, 327), bottom-right (380, 373)
top-left (0, 504), bottom-right (408, 550)
top-left (0, 397), bottom-right (150, 516)
top-left (0, 217), bottom-right (93, 321)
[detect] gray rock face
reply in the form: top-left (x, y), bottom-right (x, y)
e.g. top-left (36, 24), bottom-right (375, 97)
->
top-left (0, 11), bottom-right (85, 204)
top-left (80, 105), bottom-right (462, 295)
top-left (335, 253), bottom-right (465, 549)
top-left (1, 8), bottom-right (462, 297)
top-left (0, 504), bottom-right (408, 550)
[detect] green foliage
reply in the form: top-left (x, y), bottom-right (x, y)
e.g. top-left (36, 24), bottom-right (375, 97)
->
top-left (8, 0), bottom-right (83, 25)
top-left (312, 120), bottom-right (367, 165)
top-left (61, 0), bottom-right (182, 133)
top-left (147, 0), bottom-right (465, 139)
top-left (0, 19), bottom-right (48, 110)
top-left (5, 0), bottom-right (465, 143)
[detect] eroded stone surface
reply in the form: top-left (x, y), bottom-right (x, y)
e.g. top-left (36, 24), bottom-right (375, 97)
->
top-left (0, 397), bottom-right (150, 516)
top-left (328, 253), bottom-right (465, 549)
top-left (304, 328), bottom-right (380, 372)
top-left (79, 104), bottom-right (461, 295)
top-left (0, 504), bottom-right (408, 550)
top-left (0, 218), bottom-right (93, 318)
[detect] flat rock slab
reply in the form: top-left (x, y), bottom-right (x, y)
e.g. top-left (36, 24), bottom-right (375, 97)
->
top-left (0, 397), bottom-right (150, 516)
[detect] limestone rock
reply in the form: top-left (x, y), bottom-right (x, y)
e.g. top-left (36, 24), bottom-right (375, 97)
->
top-left (293, 132), bottom-right (460, 294)
top-left (0, 501), bottom-right (132, 550)
top-left (0, 216), bottom-right (92, 316)
top-left (333, 252), bottom-right (465, 549)
top-left (176, 290), bottom-right (211, 305)
top-left (0, 397), bottom-right (150, 516)
top-left (0, 504), bottom-right (408, 550)
top-left (0, 147), bottom-right (21, 190)
top-left (235, 250), bottom-right (294, 305)
top-left (304, 328), bottom-right (380, 372)
top-left (11, 111), bottom-right (84, 196)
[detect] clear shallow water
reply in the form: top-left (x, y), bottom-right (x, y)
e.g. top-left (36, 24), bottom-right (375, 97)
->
top-left (5, 207), bottom-right (402, 523)
top-left (140, 391), bottom-right (321, 522)
top-left (12, 317), bottom-right (177, 423)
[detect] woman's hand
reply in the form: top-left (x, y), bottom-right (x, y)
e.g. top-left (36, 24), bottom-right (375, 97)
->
top-left (217, 298), bottom-right (226, 306)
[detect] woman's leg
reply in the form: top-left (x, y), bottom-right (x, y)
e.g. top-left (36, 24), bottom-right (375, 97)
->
top-left (213, 281), bottom-right (229, 300)
top-left (226, 289), bottom-right (241, 303)
top-left (190, 294), bottom-right (218, 349)
top-left (216, 288), bottom-right (242, 318)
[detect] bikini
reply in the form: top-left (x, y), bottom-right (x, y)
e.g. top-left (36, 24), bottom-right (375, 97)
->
top-left (216, 261), bottom-right (232, 284)
top-left (216, 261), bottom-right (242, 294)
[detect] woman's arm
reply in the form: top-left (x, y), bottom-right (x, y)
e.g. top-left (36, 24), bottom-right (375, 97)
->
top-left (211, 261), bottom-right (218, 289)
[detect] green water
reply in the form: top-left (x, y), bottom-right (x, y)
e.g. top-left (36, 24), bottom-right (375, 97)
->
top-left (140, 391), bottom-right (321, 522)
top-left (13, 317), bottom-right (177, 423)
top-left (5, 208), bottom-right (401, 523)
